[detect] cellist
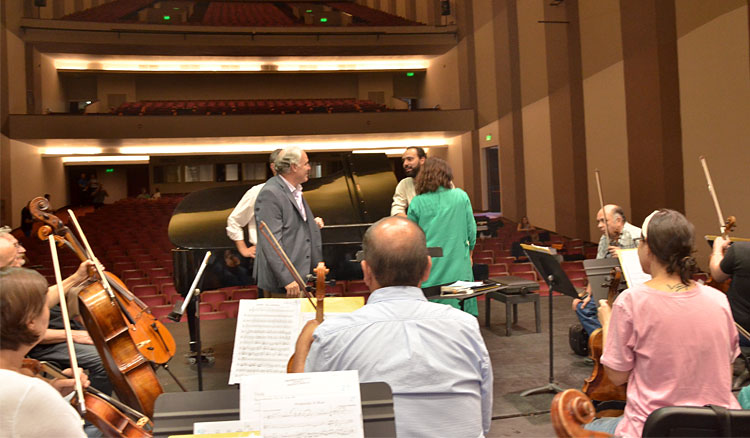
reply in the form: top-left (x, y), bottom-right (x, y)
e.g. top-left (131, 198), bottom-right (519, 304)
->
top-left (585, 209), bottom-right (740, 437)
top-left (0, 267), bottom-right (89, 438)
top-left (0, 228), bottom-right (112, 398)
top-left (710, 235), bottom-right (750, 347)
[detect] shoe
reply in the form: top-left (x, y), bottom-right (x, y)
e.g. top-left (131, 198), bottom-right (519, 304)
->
top-left (583, 357), bottom-right (594, 366)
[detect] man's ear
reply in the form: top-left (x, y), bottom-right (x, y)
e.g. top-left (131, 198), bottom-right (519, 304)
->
top-left (361, 260), bottom-right (373, 286)
top-left (419, 256), bottom-right (432, 285)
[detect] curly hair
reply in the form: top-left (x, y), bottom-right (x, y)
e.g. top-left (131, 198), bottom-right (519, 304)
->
top-left (414, 157), bottom-right (453, 195)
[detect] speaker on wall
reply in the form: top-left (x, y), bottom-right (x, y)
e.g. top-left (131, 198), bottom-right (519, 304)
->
top-left (440, 0), bottom-right (451, 16)
top-left (34, 0), bottom-right (47, 7)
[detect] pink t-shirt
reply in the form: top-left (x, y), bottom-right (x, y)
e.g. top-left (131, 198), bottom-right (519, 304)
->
top-left (601, 283), bottom-right (741, 438)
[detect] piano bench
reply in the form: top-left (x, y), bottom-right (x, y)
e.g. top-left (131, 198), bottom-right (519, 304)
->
top-left (485, 290), bottom-right (541, 336)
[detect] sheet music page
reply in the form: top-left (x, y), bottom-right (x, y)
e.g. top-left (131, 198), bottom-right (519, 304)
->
top-left (228, 300), bottom-right (301, 384)
top-left (193, 420), bottom-right (261, 436)
top-left (616, 248), bottom-right (652, 288)
top-left (239, 371), bottom-right (364, 438)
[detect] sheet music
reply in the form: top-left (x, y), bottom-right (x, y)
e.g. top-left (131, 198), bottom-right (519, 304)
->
top-left (239, 371), bottom-right (364, 438)
top-left (193, 420), bottom-right (261, 436)
top-left (228, 300), bottom-right (301, 384)
top-left (616, 248), bottom-right (652, 288)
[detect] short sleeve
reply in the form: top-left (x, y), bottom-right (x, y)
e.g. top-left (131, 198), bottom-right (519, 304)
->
top-left (600, 296), bottom-right (636, 372)
top-left (719, 244), bottom-right (737, 276)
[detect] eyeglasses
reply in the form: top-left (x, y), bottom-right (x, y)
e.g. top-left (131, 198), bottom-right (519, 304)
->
top-left (633, 236), bottom-right (644, 247)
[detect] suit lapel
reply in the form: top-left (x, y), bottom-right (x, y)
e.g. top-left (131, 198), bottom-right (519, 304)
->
top-left (275, 175), bottom-right (305, 221)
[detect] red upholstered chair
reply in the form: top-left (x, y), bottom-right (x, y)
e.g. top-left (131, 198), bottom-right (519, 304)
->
top-left (201, 291), bottom-right (227, 308)
top-left (126, 277), bottom-right (151, 289)
top-left (231, 289), bottom-right (258, 300)
top-left (509, 263), bottom-right (535, 274)
top-left (346, 281), bottom-right (370, 293)
top-left (140, 294), bottom-right (167, 307)
top-left (199, 302), bottom-right (213, 314)
top-left (218, 301), bottom-right (240, 318)
top-left (200, 311), bottom-right (228, 320)
top-left (488, 264), bottom-right (509, 276)
top-left (325, 283), bottom-right (345, 297)
top-left (512, 271), bottom-right (537, 281)
top-left (152, 276), bottom-right (173, 292)
top-left (149, 305), bottom-right (173, 320)
top-left (562, 261), bottom-right (584, 271)
top-left (474, 257), bottom-right (494, 265)
top-left (132, 284), bottom-right (159, 297)
top-left (119, 269), bottom-right (144, 280)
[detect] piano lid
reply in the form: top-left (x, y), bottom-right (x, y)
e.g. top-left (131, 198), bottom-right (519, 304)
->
top-left (168, 153), bottom-right (397, 250)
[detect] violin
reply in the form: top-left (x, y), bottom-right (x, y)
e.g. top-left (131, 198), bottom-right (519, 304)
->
top-left (22, 358), bottom-right (153, 438)
top-left (581, 269), bottom-right (626, 412)
top-left (287, 262), bottom-right (328, 373)
top-left (29, 197), bottom-right (170, 417)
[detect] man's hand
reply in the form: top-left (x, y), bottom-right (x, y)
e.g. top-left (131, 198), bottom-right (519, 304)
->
top-left (50, 367), bottom-right (90, 397)
top-left (713, 236), bottom-right (731, 254)
top-left (607, 246), bottom-right (620, 258)
top-left (285, 281), bottom-right (301, 298)
top-left (72, 330), bottom-right (93, 345)
top-left (314, 217), bottom-right (325, 229)
top-left (235, 241), bottom-right (257, 259)
top-left (572, 284), bottom-right (591, 311)
top-left (289, 319), bottom-right (321, 373)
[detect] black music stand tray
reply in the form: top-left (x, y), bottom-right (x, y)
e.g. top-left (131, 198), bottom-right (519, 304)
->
top-left (153, 382), bottom-right (396, 437)
top-left (520, 244), bottom-right (579, 397)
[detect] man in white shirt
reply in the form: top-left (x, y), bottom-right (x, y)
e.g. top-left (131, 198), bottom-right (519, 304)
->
top-left (226, 149), bottom-right (283, 259)
top-left (390, 146), bottom-right (426, 216)
top-left (291, 216), bottom-right (493, 437)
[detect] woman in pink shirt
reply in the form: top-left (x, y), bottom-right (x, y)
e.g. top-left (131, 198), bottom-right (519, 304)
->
top-left (584, 209), bottom-right (741, 437)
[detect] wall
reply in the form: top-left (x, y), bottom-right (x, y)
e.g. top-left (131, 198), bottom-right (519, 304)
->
top-left (9, 140), bottom-right (66, 228)
top-left (578, 0), bottom-right (631, 242)
top-left (517, 0), bottom-right (555, 232)
top-left (40, 53), bottom-right (66, 113)
top-left (677, 2), bottom-right (750, 268)
top-left (421, 47), bottom-right (460, 110)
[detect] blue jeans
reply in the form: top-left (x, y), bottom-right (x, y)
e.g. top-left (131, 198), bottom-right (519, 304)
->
top-left (576, 298), bottom-right (602, 336)
top-left (584, 416), bottom-right (622, 434)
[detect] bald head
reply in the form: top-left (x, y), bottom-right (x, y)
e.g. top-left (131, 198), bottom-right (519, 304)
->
top-left (0, 232), bottom-right (26, 268)
top-left (362, 217), bottom-right (430, 288)
top-left (596, 204), bottom-right (626, 238)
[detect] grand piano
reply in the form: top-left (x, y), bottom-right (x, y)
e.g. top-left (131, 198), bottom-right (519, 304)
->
top-left (168, 152), bottom-right (397, 306)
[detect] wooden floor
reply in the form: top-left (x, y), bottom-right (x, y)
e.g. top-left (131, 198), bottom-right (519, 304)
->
top-left (152, 295), bottom-right (748, 437)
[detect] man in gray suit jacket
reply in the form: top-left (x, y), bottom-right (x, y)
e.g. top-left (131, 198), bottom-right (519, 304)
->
top-left (254, 147), bottom-right (323, 297)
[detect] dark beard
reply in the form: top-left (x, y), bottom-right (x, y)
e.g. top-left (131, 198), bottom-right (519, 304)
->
top-left (405, 167), bottom-right (419, 178)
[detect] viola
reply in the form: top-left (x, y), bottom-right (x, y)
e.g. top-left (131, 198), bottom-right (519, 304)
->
top-left (29, 197), bottom-right (171, 417)
top-left (581, 269), bottom-right (626, 410)
top-left (22, 358), bottom-right (153, 438)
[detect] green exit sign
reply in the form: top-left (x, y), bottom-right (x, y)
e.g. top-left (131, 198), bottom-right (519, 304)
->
top-left (105, 168), bottom-right (114, 173)
top-left (485, 134), bottom-right (492, 141)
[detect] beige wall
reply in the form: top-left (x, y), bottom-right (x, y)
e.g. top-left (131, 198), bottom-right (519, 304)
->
top-left (95, 165), bottom-right (129, 203)
top-left (677, 3), bottom-right (750, 268)
top-left (470, 0), bottom-right (498, 127)
top-left (40, 53), bottom-right (66, 113)
top-left (421, 48), bottom-right (460, 110)
top-left (521, 96), bottom-right (555, 233)
top-left (579, 0), bottom-right (631, 242)
top-left (9, 140), bottom-right (66, 228)
top-left (517, 0), bottom-right (555, 232)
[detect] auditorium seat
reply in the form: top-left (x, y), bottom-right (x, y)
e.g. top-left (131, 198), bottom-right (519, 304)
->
top-left (232, 289), bottom-right (258, 300)
top-left (346, 281), bottom-right (369, 293)
top-left (200, 311), bottom-right (228, 320)
top-left (132, 284), bottom-right (159, 297)
top-left (218, 301), bottom-right (240, 318)
top-left (201, 291), bottom-right (228, 307)
top-left (140, 294), bottom-right (168, 307)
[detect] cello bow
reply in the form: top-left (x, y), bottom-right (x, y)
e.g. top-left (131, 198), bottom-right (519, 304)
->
top-left (47, 234), bottom-right (87, 416)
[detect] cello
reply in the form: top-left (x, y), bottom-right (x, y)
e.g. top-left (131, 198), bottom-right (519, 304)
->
top-left (581, 269), bottom-right (626, 412)
top-left (29, 197), bottom-right (171, 417)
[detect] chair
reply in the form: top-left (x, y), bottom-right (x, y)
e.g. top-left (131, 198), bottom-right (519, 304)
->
top-left (325, 283), bottom-right (345, 296)
top-left (126, 277), bottom-right (151, 289)
top-left (132, 284), bottom-right (159, 297)
top-left (642, 405), bottom-right (750, 437)
top-left (346, 281), bottom-right (370, 293)
top-left (149, 305), bottom-right (174, 320)
top-left (200, 311), bottom-right (228, 320)
top-left (232, 289), bottom-right (257, 300)
top-left (201, 291), bottom-right (227, 308)
top-left (140, 294), bottom-right (167, 307)
top-left (218, 301), bottom-right (240, 318)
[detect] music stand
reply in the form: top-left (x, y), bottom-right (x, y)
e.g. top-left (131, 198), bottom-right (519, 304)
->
top-left (583, 258), bottom-right (620, 302)
top-left (520, 244), bottom-right (579, 397)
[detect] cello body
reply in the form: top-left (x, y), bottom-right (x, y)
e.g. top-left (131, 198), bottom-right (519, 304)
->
top-left (77, 277), bottom-right (164, 417)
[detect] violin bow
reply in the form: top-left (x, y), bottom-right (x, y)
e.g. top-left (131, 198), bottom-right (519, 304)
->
top-left (700, 156), bottom-right (736, 236)
top-left (47, 235), bottom-right (87, 415)
top-left (594, 169), bottom-right (611, 248)
top-left (258, 220), bottom-right (316, 309)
